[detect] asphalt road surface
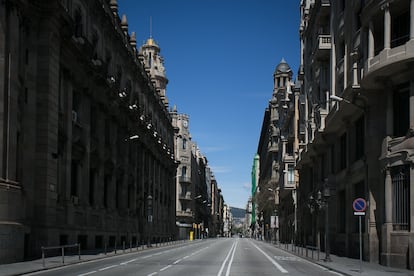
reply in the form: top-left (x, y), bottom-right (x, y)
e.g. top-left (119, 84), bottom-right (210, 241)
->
top-left (25, 238), bottom-right (343, 276)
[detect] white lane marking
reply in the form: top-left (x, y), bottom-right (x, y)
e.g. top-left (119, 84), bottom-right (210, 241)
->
top-left (78, 271), bottom-right (96, 276)
top-left (147, 273), bottom-right (158, 276)
top-left (183, 255), bottom-right (190, 259)
top-left (160, 265), bottom-right (172, 271)
top-left (250, 241), bottom-right (288, 273)
top-left (142, 254), bottom-right (153, 259)
top-left (217, 240), bottom-right (237, 276)
top-left (173, 258), bottom-right (182, 264)
top-left (120, 258), bottom-right (138, 265)
top-left (272, 248), bottom-right (345, 276)
top-left (98, 265), bottom-right (119, 271)
top-left (225, 240), bottom-right (238, 276)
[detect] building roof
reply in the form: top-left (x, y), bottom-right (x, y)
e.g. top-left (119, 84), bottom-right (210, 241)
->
top-left (274, 58), bottom-right (292, 75)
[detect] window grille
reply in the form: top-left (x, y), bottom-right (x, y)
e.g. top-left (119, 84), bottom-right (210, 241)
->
top-left (392, 165), bottom-right (410, 231)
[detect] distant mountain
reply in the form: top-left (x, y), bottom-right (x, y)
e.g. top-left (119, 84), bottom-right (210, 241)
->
top-left (230, 207), bottom-right (246, 218)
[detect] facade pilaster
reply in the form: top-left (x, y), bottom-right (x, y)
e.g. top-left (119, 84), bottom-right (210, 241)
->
top-left (383, 3), bottom-right (391, 49)
top-left (368, 21), bottom-right (374, 59)
top-left (382, 167), bottom-right (392, 266)
top-left (411, 0), bottom-right (414, 39)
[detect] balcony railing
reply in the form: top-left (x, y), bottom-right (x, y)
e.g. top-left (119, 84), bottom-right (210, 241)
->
top-left (179, 192), bottom-right (192, 200)
top-left (179, 176), bottom-right (192, 184)
top-left (176, 210), bottom-right (193, 217)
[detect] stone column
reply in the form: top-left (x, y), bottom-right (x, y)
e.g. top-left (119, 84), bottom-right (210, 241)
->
top-left (411, 0), bottom-right (414, 40)
top-left (368, 22), bottom-right (375, 58)
top-left (411, 81), bottom-right (414, 129)
top-left (385, 168), bottom-right (392, 224)
top-left (383, 3), bottom-right (391, 49)
top-left (382, 167), bottom-right (392, 265)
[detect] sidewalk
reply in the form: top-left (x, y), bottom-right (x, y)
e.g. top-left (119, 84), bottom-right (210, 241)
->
top-left (0, 241), bottom-right (188, 276)
top-left (275, 242), bottom-right (414, 276)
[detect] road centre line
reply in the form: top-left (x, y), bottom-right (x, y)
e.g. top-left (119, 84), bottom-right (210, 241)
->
top-left (98, 264), bottom-right (119, 271)
top-left (217, 240), bottom-right (238, 276)
top-left (225, 240), bottom-right (238, 276)
top-left (160, 265), bottom-right (172, 271)
top-left (120, 258), bottom-right (138, 265)
top-left (173, 258), bottom-right (182, 264)
top-left (250, 241), bottom-right (288, 273)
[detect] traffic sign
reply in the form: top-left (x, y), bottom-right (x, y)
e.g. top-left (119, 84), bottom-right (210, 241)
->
top-left (353, 198), bottom-right (367, 212)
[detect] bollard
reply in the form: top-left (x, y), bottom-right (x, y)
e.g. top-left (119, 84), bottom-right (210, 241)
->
top-left (62, 247), bottom-right (65, 264)
top-left (123, 241), bottom-right (125, 253)
top-left (78, 243), bottom-right (81, 260)
top-left (115, 241), bottom-right (117, 254)
top-left (104, 243), bottom-right (107, 255)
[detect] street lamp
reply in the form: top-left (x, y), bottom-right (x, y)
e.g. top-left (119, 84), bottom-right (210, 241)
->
top-left (147, 195), bottom-right (153, 247)
top-left (307, 180), bottom-right (331, 262)
top-left (330, 94), bottom-right (351, 104)
top-left (330, 95), bottom-right (364, 110)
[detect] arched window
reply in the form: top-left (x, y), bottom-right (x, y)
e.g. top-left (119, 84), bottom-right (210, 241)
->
top-left (182, 138), bottom-right (187, 150)
top-left (181, 166), bottom-right (187, 177)
top-left (91, 29), bottom-right (99, 60)
top-left (74, 7), bottom-right (83, 37)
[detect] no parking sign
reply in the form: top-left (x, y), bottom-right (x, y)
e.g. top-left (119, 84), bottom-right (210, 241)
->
top-left (353, 198), bottom-right (367, 216)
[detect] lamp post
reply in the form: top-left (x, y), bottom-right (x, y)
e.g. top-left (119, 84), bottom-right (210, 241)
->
top-left (322, 184), bottom-right (331, 262)
top-left (307, 180), bottom-right (331, 262)
top-left (147, 195), bottom-right (153, 247)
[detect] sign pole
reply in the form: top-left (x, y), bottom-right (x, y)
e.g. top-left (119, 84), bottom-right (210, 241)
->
top-left (352, 197), bottom-right (366, 274)
top-left (359, 215), bottom-right (362, 273)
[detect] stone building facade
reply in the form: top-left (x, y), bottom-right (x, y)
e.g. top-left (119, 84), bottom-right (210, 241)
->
top-left (0, 0), bottom-right (177, 263)
top-left (171, 110), bottom-right (220, 239)
top-left (297, 0), bottom-right (414, 270)
top-left (256, 59), bottom-right (300, 243)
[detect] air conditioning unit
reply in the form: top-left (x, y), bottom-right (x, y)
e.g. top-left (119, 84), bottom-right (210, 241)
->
top-left (72, 110), bottom-right (78, 123)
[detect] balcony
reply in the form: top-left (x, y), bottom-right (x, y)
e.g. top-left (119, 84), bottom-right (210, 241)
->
top-left (176, 210), bottom-right (193, 217)
top-left (179, 191), bottom-right (192, 200)
top-left (313, 35), bottom-right (331, 60)
top-left (179, 176), bottom-right (192, 184)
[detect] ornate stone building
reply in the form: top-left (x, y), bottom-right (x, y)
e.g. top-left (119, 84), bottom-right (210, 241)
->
top-left (256, 59), bottom-right (299, 243)
top-left (171, 110), bottom-right (219, 239)
top-left (0, 0), bottom-right (177, 263)
top-left (297, 0), bottom-right (414, 270)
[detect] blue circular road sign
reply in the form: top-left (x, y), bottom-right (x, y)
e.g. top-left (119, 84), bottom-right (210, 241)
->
top-left (353, 198), bottom-right (367, 212)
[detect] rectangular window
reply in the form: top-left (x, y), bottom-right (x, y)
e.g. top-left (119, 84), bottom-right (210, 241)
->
top-left (95, 236), bottom-right (103, 249)
top-left (287, 165), bottom-right (295, 185)
top-left (340, 133), bottom-right (347, 170)
top-left (392, 165), bottom-right (410, 231)
top-left (330, 144), bottom-right (335, 173)
top-left (393, 84), bottom-right (409, 137)
top-left (104, 176), bottom-right (109, 208)
top-left (71, 160), bottom-right (78, 196)
top-left (355, 116), bottom-right (365, 161)
top-left (116, 176), bottom-right (122, 209)
top-left (89, 169), bottom-right (96, 206)
top-left (391, 11), bottom-right (409, 48)
top-left (181, 166), bottom-right (187, 177)
top-left (338, 190), bottom-right (346, 233)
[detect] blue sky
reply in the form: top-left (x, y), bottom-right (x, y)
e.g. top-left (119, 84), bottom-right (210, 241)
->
top-left (119, 0), bottom-right (300, 209)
